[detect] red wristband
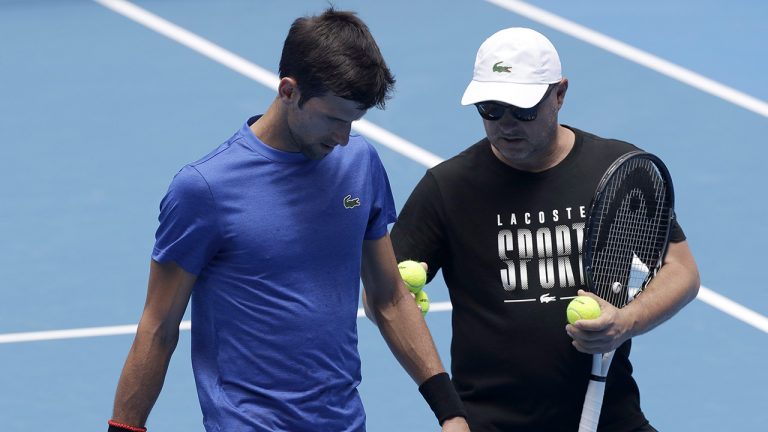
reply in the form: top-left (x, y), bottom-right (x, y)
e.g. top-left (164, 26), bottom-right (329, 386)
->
top-left (108, 420), bottom-right (147, 432)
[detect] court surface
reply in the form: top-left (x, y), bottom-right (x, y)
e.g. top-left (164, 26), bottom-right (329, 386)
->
top-left (1, 0), bottom-right (766, 430)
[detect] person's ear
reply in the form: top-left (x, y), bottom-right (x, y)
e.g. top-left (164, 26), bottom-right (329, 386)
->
top-left (555, 78), bottom-right (569, 108)
top-left (278, 77), bottom-right (300, 105)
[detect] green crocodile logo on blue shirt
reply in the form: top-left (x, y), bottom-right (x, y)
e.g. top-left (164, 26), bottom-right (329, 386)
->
top-left (344, 195), bottom-right (361, 209)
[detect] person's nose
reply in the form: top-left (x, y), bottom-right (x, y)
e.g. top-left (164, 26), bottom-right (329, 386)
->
top-left (335, 122), bottom-right (352, 146)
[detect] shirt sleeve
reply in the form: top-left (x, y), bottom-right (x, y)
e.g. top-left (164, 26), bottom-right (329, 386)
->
top-left (390, 171), bottom-right (447, 283)
top-left (669, 215), bottom-right (686, 243)
top-left (152, 165), bottom-right (223, 275)
top-left (364, 144), bottom-right (397, 240)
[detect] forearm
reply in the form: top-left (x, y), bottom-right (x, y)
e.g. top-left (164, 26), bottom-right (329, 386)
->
top-left (361, 236), bottom-right (467, 429)
top-left (370, 287), bottom-right (470, 428)
top-left (361, 290), bottom-right (377, 326)
top-left (112, 324), bottom-right (179, 426)
top-left (369, 286), bottom-right (445, 384)
top-left (623, 242), bottom-right (700, 338)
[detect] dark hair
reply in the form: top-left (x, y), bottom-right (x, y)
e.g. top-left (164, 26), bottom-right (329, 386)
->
top-left (279, 8), bottom-right (395, 110)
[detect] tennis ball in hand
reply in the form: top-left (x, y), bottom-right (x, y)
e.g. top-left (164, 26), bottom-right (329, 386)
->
top-left (566, 296), bottom-right (601, 324)
top-left (398, 260), bottom-right (427, 294)
top-left (415, 289), bottom-right (430, 316)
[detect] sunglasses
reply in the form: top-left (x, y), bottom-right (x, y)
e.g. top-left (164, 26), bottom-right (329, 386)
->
top-left (474, 84), bottom-right (556, 121)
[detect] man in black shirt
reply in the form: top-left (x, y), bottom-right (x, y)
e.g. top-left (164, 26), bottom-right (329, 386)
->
top-left (388, 28), bottom-right (700, 431)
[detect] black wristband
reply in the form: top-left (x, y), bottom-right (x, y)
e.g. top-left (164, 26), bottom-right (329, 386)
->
top-left (108, 420), bottom-right (147, 432)
top-left (418, 372), bottom-right (467, 425)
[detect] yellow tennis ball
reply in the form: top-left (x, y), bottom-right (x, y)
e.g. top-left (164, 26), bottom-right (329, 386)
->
top-left (398, 260), bottom-right (427, 294)
top-left (566, 296), bottom-right (601, 324)
top-left (415, 289), bottom-right (430, 316)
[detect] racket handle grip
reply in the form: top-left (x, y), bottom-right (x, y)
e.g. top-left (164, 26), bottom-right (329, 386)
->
top-left (578, 377), bottom-right (606, 432)
top-left (578, 352), bottom-right (614, 432)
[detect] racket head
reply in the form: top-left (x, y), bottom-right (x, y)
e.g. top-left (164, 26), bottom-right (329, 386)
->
top-left (583, 151), bottom-right (675, 308)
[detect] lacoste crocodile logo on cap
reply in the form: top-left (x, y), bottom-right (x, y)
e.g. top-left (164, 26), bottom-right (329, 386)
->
top-left (492, 61), bottom-right (512, 73)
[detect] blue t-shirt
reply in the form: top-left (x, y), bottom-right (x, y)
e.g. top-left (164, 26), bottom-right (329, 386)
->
top-left (152, 116), bottom-right (396, 431)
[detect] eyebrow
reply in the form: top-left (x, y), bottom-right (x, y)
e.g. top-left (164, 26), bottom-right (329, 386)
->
top-left (328, 113), bottom-right (364, 123)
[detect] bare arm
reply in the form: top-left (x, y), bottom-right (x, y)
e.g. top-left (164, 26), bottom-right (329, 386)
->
top-left (111, 259), bottom-right (196, 427)
top-left (569, 240), bottom-right (700, 353)
top-left (362, 261), bottom-right (429, 326)
top-left (361, 283), bottom-right (376, 325)
top-left (361, 234), bottom-right (444, 383)
top-left (361, 234), bottom-right (469, 431)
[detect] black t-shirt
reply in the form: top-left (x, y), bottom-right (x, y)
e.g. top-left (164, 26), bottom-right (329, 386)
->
top-left (391, 126), bottom-right (685, 432)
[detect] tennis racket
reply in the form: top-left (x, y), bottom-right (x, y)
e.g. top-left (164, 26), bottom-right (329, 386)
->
top-left (577, 150), bottom-right (675, 432)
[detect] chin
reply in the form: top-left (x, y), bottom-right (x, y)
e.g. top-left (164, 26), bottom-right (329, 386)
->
top-left (305, 148), bottom-right (332, 160)
top-left (493, 141), bottom-right (527, 156)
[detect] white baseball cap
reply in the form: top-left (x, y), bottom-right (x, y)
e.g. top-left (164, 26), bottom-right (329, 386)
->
top-left (461, 28), bottom-right (562, 108)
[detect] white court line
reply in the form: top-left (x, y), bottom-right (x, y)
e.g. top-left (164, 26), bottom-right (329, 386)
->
top-left (3, 287), bottom-right (767, 344)
top-left (91, 0), bottom-right (443, 168)
top-left (697, 286), bottom-right (768, 333)
top-left (485, 0), bottom-right (768, 118)
top-left (0, 303), bottom-right (450, 344)
top-left (0, 324), bottom-right (139, 344)
top-left (12, 0), bottom-right (747, 346)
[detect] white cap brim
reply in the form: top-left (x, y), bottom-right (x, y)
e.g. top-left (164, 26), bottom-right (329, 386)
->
top-left (461, 80), bottom-right (549, 108)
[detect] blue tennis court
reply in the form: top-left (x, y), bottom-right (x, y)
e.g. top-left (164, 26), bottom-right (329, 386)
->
top-left (1, 0), bottom-right (766, 430)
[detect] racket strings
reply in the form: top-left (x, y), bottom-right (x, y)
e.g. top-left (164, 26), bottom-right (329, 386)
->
top-left (588, 157), bottom-right (671, 308)
top-left (603, 160), bottom-right (662, 303)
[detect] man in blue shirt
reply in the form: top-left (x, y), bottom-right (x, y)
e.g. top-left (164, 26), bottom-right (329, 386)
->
top-left (108, 8), bottom-right (469, 432)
